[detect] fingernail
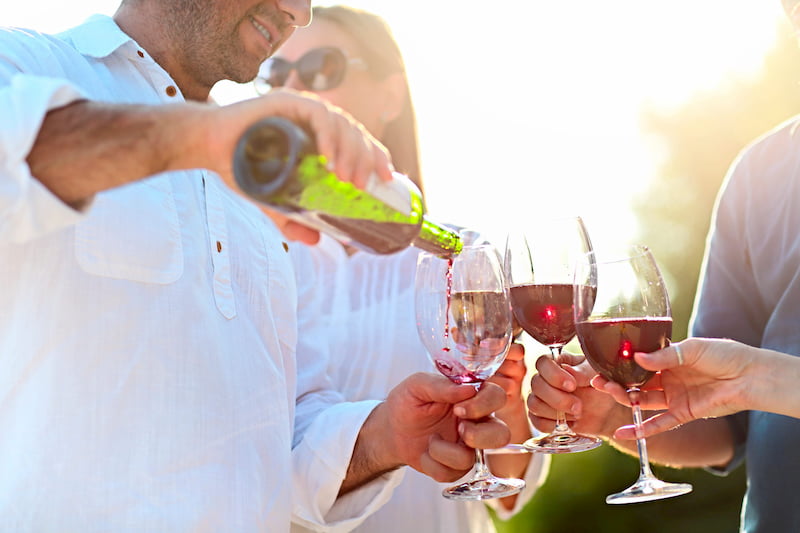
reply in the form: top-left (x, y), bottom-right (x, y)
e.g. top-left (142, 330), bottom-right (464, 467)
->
top-left (325, 160), bottom-right (336, 172)
top-left (454, 407), bottom-right (466, 418)
top-left (563, 380), bottom-right (576, 392)
top-left (458, 422), bottom-right (465, 436)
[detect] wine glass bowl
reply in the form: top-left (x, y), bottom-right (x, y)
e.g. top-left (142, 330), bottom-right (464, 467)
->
top-left (574, 245), bottom-right (693, 504)
top-left (415, 244), bottom-right (526, 500)
top-left (505, 216), bottom-right (602, 454)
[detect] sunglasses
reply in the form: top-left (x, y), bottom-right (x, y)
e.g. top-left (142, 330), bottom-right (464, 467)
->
top-left (255, 47), bottom-right (367, 94)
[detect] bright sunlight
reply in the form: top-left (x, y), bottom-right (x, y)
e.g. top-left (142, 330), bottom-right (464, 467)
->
top-left (3, 1), bottom-right (790, 249)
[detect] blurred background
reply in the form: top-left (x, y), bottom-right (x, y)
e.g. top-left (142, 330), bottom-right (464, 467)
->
top-left (6, 1), bottom-right (800, 531)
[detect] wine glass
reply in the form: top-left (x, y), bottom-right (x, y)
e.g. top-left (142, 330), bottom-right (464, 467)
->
top-left (573, 244), bottom-right (693, 504)
top-left (504, 216), bottom-right (602, 453)
top-left (415, 244), bottom-right (526, 500)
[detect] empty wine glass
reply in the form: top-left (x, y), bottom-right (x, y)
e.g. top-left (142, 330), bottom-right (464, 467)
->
top-left (415, 244), bottom-right (526, 500)
top-left (574, 245), bottom-right (693, 504)
top-left (504, 216), bottom-right (602, 453)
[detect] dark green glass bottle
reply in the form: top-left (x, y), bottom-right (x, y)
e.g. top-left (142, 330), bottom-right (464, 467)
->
top-left (233, 117), bottom-right (462, 256)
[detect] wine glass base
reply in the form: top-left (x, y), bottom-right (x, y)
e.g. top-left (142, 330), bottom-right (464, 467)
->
top-left (484, 444), bottom-right (534, 455)
top-left (523, 432), bottom-right (602, 454)
top-left (606, 477), bottom-right (693, 505)
top-left (443, 476), bottom-right (526, 501)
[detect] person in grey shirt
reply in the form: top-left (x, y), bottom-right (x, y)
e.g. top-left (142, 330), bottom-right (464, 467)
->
top-left (525, 2), bottom-right (800, 531)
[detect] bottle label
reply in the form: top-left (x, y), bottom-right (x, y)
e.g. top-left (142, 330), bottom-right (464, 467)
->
top-left (364, 172), bottom-right (415, 217)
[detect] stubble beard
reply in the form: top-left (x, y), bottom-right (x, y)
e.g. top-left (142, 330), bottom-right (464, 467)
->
top-left (163, 0), bottom-right (258, 86)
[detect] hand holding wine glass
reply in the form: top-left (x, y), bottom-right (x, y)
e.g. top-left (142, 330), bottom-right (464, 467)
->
top-left (573, 245), bottom-right (692, 504)
top-left (592, 338), bottom-right (800, 438)
top-left (504, 216), bottom-right (602, 453)
top-left (415, 244), bottom-right (526, 500)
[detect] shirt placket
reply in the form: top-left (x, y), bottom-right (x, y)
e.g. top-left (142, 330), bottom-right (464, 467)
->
top-left (202, 172), bottom-right (237, 319)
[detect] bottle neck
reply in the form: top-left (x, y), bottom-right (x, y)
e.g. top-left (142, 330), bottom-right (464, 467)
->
top-left (412, 217), bottom-right (463, 256)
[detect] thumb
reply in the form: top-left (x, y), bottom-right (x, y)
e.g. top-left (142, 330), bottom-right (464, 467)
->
top-left (403, 372), bottom-right (477, 404)
top-left (634, 344), bottom-right (684, 372)
top-left (614, 411), bottom-right (682, 440)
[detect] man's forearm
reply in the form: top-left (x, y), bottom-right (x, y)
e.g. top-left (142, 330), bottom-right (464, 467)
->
top-left (338, 402), bottom-right (402, 496)
top-left (27, 100), bottom-right (210, 206)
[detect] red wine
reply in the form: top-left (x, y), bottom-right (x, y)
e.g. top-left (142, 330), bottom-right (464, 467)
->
top-left (510, 284), bottom-right (594, 347)
top-left (576, 317), bottom-right (672, 387)
top-left (443, 257), bottom-right (454, 349)
top-left (434, 360), bottom-right (482, 384)
top-left (435, 289), bottom-right (510, 383)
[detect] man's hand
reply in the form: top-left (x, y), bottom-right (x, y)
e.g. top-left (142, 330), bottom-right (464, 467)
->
top-left (340, 372), bottom-right (509, 494)
top-left (209, 88), bottom-right (394, 188)
top-left (211, 89), bottom-right (395, 243)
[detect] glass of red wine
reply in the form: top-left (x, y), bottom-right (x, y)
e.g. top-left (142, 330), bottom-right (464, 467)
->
top-left (415, 244), bottom-right (526, 500)
top-left (504, 216), bottom-right (602, 453)
top-left (573, 245), bottom-right (693, 504)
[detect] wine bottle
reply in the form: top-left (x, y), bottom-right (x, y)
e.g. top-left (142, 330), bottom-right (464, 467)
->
top-left (232, 117), bottom-right (462, 256)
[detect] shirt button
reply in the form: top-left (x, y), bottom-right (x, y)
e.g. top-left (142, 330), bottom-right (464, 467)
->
top-left (137, 50), bottom-right (144, 58)
top-left (165, 85), bottom-right (178, 97)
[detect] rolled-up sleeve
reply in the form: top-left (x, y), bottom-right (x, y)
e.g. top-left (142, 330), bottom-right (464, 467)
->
top-left (1, 25), bottom-right (95, 243)
top-left (292, 400), bottom-right (404, 532)
top-left (289, 243), bottom-right (403, 531)
top-left (0, 74), bottom-right (89, 243)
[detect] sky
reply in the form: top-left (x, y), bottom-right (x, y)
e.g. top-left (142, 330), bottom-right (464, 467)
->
top-left (3, 1), bottom-right (790, 250)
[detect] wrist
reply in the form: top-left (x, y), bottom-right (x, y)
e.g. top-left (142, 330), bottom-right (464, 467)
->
top-left (751, 349), bottom-right (800, 418)
top-left (166, 102), bottom-right (220, 172)
top-left (340, 402), bottom-right (403, 495)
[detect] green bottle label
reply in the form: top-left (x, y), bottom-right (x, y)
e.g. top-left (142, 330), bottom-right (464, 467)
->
top-left (272, 154), bottom-right (423, 225)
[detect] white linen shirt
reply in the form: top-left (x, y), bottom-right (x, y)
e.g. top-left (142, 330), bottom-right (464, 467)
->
top-left (291, 234), bottom-right (550, 533)
top-left (0, 15), bottom-right (400, 532)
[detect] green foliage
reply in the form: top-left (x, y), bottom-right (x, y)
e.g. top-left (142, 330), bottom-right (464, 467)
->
top-left (493, 22), bottom-right (800, 533)
top-left (493, 447), bottom-right (746, 533)
top-left (634, 25), bottom-right (800, 342)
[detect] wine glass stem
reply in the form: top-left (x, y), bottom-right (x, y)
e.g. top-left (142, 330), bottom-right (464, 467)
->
top-left (474, 448), bottom-right (491, 479)
top-left (627, 387), bottom-right (656, 480)
top-left (549, 346), bottom-right (572, 435)
top-left (470, 382), bottom-right (491, 479)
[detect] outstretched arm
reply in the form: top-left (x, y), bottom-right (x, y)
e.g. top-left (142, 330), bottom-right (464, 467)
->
top-left (594, 338), bottom-right (800, 440)
top-left (528, 350), bottom-right (737, 469)
top-left (27, 89), bottom-right (393, 207)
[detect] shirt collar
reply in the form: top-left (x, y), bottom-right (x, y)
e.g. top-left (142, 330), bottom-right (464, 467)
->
top-left (58, 14), bottom-right (134, 59)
